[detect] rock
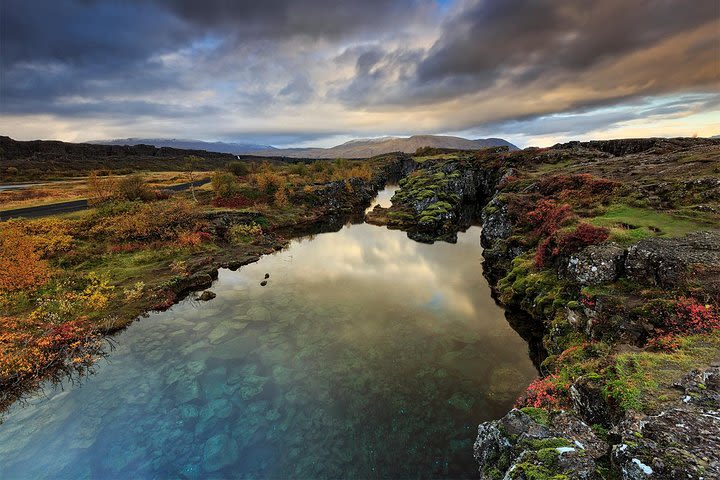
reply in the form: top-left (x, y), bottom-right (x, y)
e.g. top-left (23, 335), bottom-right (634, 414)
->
top-left (624, 231), bottom-right (720, 291)
top-left (196, 290), bottom-right (216, 301)
top-left (474, 408), bottom-right (607, 479)
top-left (260, 280), bottom-right (267, 286)
top-left (480, 197), bottom-right (513, 248)
top-left (264, 273), bottom-right (270, 279)
top-left (570, 376), bottom-right (616, 426)
top-left (364, 205), bottom-right (390, 226)
top-left (611, 364), bottom-right (720, 479)
top-left (202, 434), bottom-right (239, 472)
top-left (564, 242), bottom-right (625, 285)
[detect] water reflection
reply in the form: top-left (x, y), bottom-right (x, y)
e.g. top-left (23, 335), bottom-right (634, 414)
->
top-left (364, 184), bottom-right (398, 213)
top-left (0, 221), bottom-right (536, 479)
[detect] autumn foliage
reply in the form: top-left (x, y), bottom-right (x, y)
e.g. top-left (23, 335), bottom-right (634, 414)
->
top-left (535, 223), bottom-right (610, 267)
top-left (517, 375), bottom-right (565, 409)
top-left (0, 223), bottom-right (51, 292)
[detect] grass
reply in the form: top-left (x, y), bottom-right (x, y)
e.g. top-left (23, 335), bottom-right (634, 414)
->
top-left (590, 204), bottom-right (708, 244)
top-left (412, 153), bottom-right (459, 163)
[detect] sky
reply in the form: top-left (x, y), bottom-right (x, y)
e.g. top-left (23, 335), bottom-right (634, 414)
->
top-left (1, 0), bottom-right (718, 148)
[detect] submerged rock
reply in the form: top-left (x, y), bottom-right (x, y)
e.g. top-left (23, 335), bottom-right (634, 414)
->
top-left (196, 290), bottom-right (216, 301)
top-left (202, 434), bottom-right (239, 472)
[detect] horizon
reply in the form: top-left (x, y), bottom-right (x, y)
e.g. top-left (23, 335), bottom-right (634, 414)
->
top-left (1, 1), bottom-right (719, 148)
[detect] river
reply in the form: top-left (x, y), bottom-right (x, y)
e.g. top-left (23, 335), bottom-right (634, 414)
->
top-left (0, 187), bottom-right (536, 479)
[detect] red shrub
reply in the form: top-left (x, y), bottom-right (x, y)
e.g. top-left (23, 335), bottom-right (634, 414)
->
top-left (538, 174), bottom-right (620, 204)
top-left (526, 199), bottom-right (575, 237)
top-left (647, 334), bottom-right (680, 352)
top-left (535, 223), bottom-right (609, 267)
top-left (517, 374), bottom-right (565, 409)
top-left (212, 195), bottom-right (254, 208)
top-left (674, 297), bottom-right (720, 333)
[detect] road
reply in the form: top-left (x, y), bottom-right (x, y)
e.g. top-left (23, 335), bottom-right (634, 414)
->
top-left (0, 178), bottom-right (210, 221)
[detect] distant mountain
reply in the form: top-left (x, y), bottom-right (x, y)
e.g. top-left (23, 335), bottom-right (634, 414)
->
top-left (249, 135), bottom-right (518, 158)
top-left (92, 138), bottom-right (275, 155)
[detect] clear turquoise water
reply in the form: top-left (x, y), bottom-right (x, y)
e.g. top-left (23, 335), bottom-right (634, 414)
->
top-left (0, 191), bottom-right (536, 479)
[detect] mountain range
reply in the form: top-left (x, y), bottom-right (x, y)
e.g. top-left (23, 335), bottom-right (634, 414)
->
top-left (94, 135), bottom-right (518, 158)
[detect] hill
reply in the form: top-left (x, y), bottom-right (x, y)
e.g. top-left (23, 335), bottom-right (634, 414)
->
top-left (91, 138), bottom-right (275, 155)
top-left (0, 136), bottom-right (276, 180)
top-left (250, 135), bottom-right (518, 158)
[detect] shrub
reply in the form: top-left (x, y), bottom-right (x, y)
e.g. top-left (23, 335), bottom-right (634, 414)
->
top-left (212, 172), bottom-right (240, 199)
top-left (12, 218), bottom-right (77, 257)
top-left (535, 223), bottom-right (609, 267)
top-left (227, 161), bottom-right (250, 177)
top-left (87, 171), bottom-right (117, 205)
top-left (115, 174), bottom-right (154, 201)
top-left (273, 187), bottom-right (289, 206)
top-left (517, 375), bottom-right (565, 409)
top-left (212, 195), bottom-right (254, 208)
top-left (228, 223), bottom-right (263, 244)
top-left (0, 223), bottom-right (51, 292)
top-left (252, 170), bottom-right (285, 195)
top-left (89, 199), bottom-right (195, 241)
top-left (526, 199), bottom-right (575, 238)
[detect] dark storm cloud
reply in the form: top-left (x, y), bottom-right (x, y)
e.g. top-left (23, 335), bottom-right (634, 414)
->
top-left (151, 0), bottom-right (423, 39)
top-left (336, 0), bottom-right (719, 109)
top-left (469, 93), bottom-right (720, 141)
top-left (0, 0), bottom-right (422, 117)
top-left (1, 0), bottom-right (718, 142)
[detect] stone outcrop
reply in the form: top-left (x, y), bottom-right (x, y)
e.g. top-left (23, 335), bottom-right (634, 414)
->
top-left (563, 242), bottom-right (626, 286)
top-left (624, 231), bottom-right (720, 291)
top-left (473, 408), bottom-right (607, 479)
top-left (611, 363), bottom-right (720, 479)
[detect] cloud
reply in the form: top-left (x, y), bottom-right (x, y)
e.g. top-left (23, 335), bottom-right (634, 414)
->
top-left (0, 0), bottom-right (718, 145)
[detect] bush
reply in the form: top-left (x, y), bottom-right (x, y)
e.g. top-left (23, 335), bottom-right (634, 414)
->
top-left (212, 172), bottom-right (240, 199)
top-left (535, 223), bottom-right (609, 267)
top-left (0, 223), bottom-right (51, 292)
top-left (87, 171), bottom-right (116, 205)
top-left (252, 171), bottom-right (285, 195)
top-left (227, 161), bottom-right (250, 177)
top-left (273, 187), bottom-right (289, 206)
top-left (115, 174), bottom-right (154, 201)
top-left (526, 199), bottom-right (575, 238)
top-left (228, 223), bottom-right (262, 244)
top-left (89, 199), bottom-right (195, 241)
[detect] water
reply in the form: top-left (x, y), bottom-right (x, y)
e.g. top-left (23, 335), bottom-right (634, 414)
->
top-left (0, 189), bottom-right (536, 479)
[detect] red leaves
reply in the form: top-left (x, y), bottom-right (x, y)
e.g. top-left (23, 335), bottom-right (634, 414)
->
top-left (674, 297), bottom-right (720, 333)
top-left (517, 374), bottom-right (564, 409)
top-left (527, 199), bottom-right (575, 238)
top-left (535, 223), bottom-right (609, 267)
top-left (538, 174), bottom-right (620, 206)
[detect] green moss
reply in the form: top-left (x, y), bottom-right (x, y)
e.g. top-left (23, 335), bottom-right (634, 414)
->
top-left (520, 407), bottom-right (551, 426)
top-left (508, 462), bottom-right (569, 480)
top-left (497, 255), bottom-right (571, 318)
top-left (523, 437), bottom-right (573, 451)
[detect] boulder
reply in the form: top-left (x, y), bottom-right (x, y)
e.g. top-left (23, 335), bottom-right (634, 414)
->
top-left (611, 364), bottom-right (720, 479)
top-left (474, 408), bottom-right (607, 479)
top-left (564, 242), bottom-right (625, 285)
top-left (196, 290), bottom-right (216, 301)
top-left (202, 434), bottom-right (239, 472)
top-left (624, 231), bottom-right (720, 290)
